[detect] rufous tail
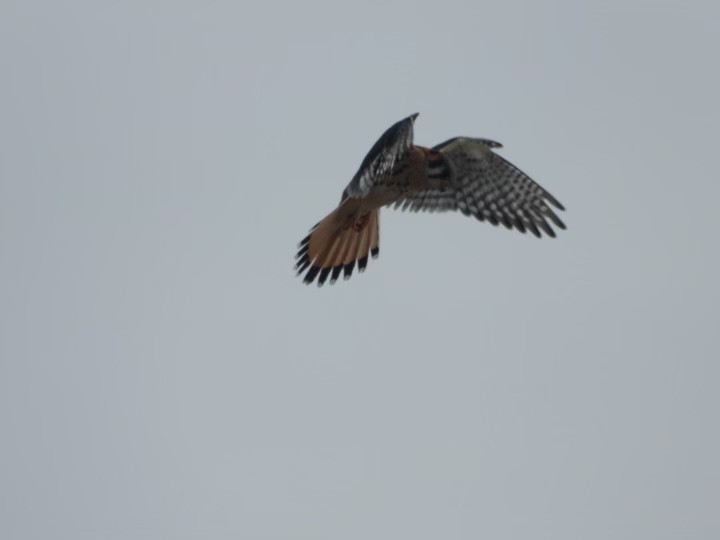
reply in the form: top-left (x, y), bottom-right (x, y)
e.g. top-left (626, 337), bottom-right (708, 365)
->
top-left (295, 202), bottom-right (380, 286)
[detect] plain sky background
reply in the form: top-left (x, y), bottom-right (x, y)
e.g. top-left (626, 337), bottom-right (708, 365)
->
top-left (1, 1), bottom-right (719, 539)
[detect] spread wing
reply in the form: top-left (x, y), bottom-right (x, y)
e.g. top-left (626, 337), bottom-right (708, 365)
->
top-left (344, 113), bottom-right (418, 198)
top-left (393, 137), bottom-right (566, 237)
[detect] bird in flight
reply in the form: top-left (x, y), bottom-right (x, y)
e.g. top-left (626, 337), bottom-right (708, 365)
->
top-left (295, 113), bottom-right (565, 286)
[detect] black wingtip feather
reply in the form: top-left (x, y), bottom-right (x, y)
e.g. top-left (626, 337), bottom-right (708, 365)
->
top-left (526, 220), bottom-right (541, 238)
top-left (343, 261), bottom-right (355, 279)
top-left (546, 209), bottom-right (566, 230)
top-left (535, 214), bottom-right (555, 237)
top-left (548, 197), bottom-right (565, 211)
top-left (303, 265), bottom-right (321, 284)
top-left (298, 234), bottom-right (311, 248)
top-left (295, 244), bottom-right (309, 260)
top-left (371, 247), bottom-right (379, 259)
top-left (318, 267), bottom-right (332, 286)
top-left (330, 265), bottom-right (343, 284)
top-left (295, 257), bottom-right (310, 274)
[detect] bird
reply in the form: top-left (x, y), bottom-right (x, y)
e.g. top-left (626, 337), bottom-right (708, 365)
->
top-left (295, 113), bottom-right (566, 286)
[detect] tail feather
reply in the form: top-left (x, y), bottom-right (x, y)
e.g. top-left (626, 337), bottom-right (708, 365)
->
top-left (295, 206), bottom-right (380, 286)
top-left (356, 217), bottom-right (371, 272)
top-left (369, 214), bottom-right (380, 259)
top-left (315, 226), bottom-right (348, 284)
top-left (329, 226), bottom-right (354, 284)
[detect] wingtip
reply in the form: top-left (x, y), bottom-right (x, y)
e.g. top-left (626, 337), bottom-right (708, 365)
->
top-left (483, 138), bottom-right (503, 149)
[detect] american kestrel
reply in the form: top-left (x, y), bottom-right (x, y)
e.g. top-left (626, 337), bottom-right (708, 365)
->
top-left (295, 113), bottom-right (565, 286)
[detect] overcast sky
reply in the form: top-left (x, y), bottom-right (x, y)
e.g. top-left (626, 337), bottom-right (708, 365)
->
top-left (1, 1), bottom-right (719, 539)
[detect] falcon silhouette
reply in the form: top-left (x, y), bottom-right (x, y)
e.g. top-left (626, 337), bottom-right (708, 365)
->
top-left (295, 113), bottom-right (566, 286)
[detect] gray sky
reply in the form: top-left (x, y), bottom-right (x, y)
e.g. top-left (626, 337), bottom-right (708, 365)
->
top-left (1, 1), bottom-right (719, 539)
